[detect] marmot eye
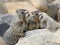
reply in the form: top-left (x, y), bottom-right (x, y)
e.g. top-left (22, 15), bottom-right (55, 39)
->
top-left (22, 12), bottom-right (24, 14)
top-left (36, 13), bottom-right (38, 15)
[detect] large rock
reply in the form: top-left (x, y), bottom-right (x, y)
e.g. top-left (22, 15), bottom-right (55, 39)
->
top-left (0, 14), bottom-right (14, 36)
top-left (0, 14), bottom-right (14, 25)
top-left (53, 29), bottom-right (60, 43)
top-left (47, 3), bottom-right (58, 21)
top-left (47, 0), bottom-right (60, 21)
top-left (28, 0), bottom-right (48, 12)
top-left (16, 29), bottom-right (59, 45)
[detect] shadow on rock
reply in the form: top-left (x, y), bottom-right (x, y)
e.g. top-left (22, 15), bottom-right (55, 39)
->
top-left (0, 23), bottom-right (10, 36)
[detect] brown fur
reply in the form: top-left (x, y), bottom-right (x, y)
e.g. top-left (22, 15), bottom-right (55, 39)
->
top-left (2, 9), bottom-right (29, 45)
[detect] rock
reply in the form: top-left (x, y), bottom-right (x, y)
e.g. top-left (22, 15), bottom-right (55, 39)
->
top-left (47, 3), bottom-right (58, 21)
top-left (57, 8), bottom-right (60, 22)
top-left (28, 0), bottom-right (55, 12)
top-left (0, 14), bottom-right (14, 36)
top-left (28, 0), bottom-right (48, 12)
top-left (16, 29), bottom-right (58, 45)
top-left (47, 0), bottom-right (60, 21)
top-left (53, 29), bottom-right (60, 43)
top-left (0, 14), bottom-right (14, 25)
top-left (0, 36), bottom-right (7, 45)
top-left (4, 2), bottom-right (37, 14)
top-left (0, 23), bottom-right (9, 36)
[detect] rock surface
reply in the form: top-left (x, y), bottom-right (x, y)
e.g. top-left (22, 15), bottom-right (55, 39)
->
top-left (53, 29), bottom-right (60, 43)
top-left (29, 0), bottom-right (48, 12)
top-left (0, 14), bottom-right (14, 36)
top-left (15, 29), bottom-right (59, 45)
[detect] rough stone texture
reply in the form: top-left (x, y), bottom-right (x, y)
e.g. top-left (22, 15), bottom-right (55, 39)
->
top-left (47, 0), bottom-right (60, 21)
top-left (16, 29), bottom-right (59, 45)
top-left (0, 14), bottom-right (14, 36)
top-left (53, 29), bottom-right (60, 43)
top-left (0, 23), bottom-right (9, 36)
top-left (0, 14), bottom-right (14, 25)
top-left (47, 3), bottom-right (58, 21)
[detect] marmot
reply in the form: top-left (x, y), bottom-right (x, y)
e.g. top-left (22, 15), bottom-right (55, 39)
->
top-left (26, 10), bottom-right (42, 30)
top-left (31, 10), bottom-right (60, 32)
top-left (31, 11), bottom-right (42, 29)
top-left (38, 12), bottom-right (60, 32)
top-left (2, 9), bottom-right (30, 45)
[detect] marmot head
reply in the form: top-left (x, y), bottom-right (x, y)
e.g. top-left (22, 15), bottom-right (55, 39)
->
top-left (31, 10), bottom-right (44, 29)
top-left (16, 9), bottom-right (30, 18)
top-left (31, 10), bottom-right (43, 20)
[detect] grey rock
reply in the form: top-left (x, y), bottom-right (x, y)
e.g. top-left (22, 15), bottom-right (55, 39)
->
top-left (47, 3), bottom-right (58, 21)
top-left (16, 29), bottom-right (58, 45)
top-left (0, 14), bottom-right (14, 25)
top-left (0, 36), bottom-right (7, 45)
top-left (0, 14), bottom-right (14, 36)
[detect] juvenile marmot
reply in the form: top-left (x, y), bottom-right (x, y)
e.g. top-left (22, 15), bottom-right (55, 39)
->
top-left (2, 9), bottom-right (30, 45)
top-left (38, 11), bottom-right (60, 32)
top-left (26, 11), bottom-right (42, 30)
top-left (31, 10), bottom-right (60, 32)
